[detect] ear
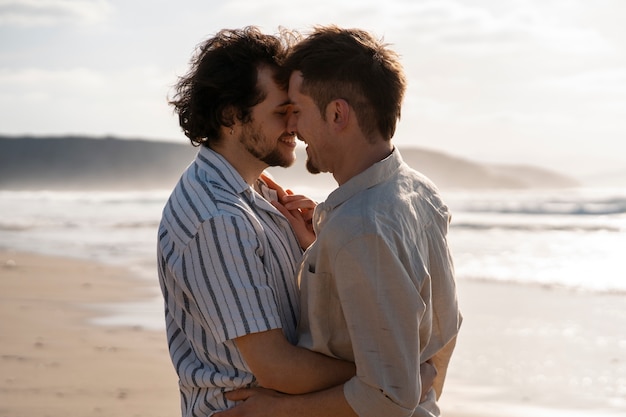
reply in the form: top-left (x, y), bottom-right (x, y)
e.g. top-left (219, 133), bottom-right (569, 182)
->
top-left (218, 105), bottom-right (242, 139)
top-left (220, 105), bottom-right (239, 129)
top-left (326, 99), bottom-right (351, 131)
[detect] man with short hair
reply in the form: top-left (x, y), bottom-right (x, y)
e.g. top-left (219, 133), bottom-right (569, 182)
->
top-left (219, 26), bottom-right (462, 417)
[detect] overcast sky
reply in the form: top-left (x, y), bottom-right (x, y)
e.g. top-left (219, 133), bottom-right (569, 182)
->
top-left (1, 0), bottom-right (625, 181)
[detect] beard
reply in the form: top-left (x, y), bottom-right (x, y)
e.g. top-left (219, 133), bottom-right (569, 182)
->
top-left (240, 128), bottom-right (294, 168)
top-left (305, 158), bottom-right (320, 174)
top-left (303, 143), bottom-right (320, 174)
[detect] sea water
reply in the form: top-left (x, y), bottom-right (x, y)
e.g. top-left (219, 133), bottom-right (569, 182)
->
top-left (1, 186), bottom-right (625, 328)
top-left (2, 186), bottom-right (624, 294)
top-left (445, 187), bottom-right (626, 293)
top-left (2, 185), bottom-right (625, 324)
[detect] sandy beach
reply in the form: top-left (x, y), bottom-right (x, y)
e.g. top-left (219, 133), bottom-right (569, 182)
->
top-left (0, 250), bottom-right (180, 417)
top-left (1, 249), bottom-right (624, 417)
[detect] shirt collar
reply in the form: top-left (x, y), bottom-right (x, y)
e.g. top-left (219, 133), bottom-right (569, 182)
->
top-left (197, 145), bottom-right (250, 195)
top-left (196, 145), bottom-right (281, 213)
top-left (313, 147), bottom-right (403, 232)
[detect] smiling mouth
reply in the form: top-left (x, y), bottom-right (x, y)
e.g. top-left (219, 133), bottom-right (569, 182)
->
top-left (279, 136), bottom-right (296, 146)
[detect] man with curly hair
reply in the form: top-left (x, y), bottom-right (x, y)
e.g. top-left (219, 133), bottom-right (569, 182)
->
top-left (157, 27), bottom-right (354, 416)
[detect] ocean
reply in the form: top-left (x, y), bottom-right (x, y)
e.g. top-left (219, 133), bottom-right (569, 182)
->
top-left (2, 186), bottom-right (625, 287)
top-left (1, 185), bottom-right (624, 326)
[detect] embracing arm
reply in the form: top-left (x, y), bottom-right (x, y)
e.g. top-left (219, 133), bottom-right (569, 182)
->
top-left (217, 384), bottom-right (357, 417)
top-left (234, 329), bottom-right (355, 395)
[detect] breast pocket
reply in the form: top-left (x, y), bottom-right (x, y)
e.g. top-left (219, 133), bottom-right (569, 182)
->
top-left (298, 267), bottom-right (352, 359)
top-left (298, 267), bottom-right (331, 346)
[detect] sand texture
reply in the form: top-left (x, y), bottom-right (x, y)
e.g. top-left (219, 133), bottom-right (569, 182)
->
top-left (0, 250), bottom-right (180, 417)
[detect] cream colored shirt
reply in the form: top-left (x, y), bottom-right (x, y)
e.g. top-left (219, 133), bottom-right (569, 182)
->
top-left (297, 148), bottom-right (462, 417)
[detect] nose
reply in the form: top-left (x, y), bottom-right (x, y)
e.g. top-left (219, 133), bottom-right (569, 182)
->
top-left (286, 111), bottom-right (298, 137)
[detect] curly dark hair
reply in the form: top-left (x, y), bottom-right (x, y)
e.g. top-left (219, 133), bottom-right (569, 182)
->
top-left (169, 26), bottom-right (292, 146)
top-left (281, 25), bottom-right (406, 142)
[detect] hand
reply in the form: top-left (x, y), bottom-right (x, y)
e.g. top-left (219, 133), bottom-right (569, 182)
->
top-left (271, 197), bottom-right (316, 249)
top-left (213, 387), bottom-right (287, 417)
top-left (279, 193), bottom-right (316, 229)
top-left (260, 174), bottom-right (316, 249)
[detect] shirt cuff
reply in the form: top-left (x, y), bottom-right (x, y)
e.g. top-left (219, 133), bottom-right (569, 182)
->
top-left (343, 377), bottom-right (415, 417)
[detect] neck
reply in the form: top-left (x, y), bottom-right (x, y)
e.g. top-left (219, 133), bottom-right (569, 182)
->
top-left (209, 142), bottom-right (266, 186)
top-left (333, 138), bottom-right (393, 185)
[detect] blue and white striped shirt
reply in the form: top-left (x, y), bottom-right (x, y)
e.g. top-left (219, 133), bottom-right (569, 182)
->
top-left (157, 145), bottom-right (302, 416)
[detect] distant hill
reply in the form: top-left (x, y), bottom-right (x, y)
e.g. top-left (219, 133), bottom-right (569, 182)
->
top-left (268, 147), bottom-right (580, 192)
top-left (0, 135), bottom-right (197, 191)
top-left (396, 148), bottom-right (580, 190)
top-left (0, 135), bottom-right (579, 191)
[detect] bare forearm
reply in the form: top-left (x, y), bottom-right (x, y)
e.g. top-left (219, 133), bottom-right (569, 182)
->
top-left (258, 346), bottom-right (355, 394)
top-left (218, 384), bottom-right (358, 417)
top-left (235, 329), bottom-right (355, 394)
top-left (273, 385), bottom-right (357, 417)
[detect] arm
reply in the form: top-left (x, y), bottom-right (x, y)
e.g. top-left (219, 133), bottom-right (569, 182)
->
top-left (234, 329), bottom-right (355, 394)
top-left (215, 233), bottom-right (433, 417)
top-left (217, 385), bottom-right (357, 417)
top-left (216, 362), bottom-right (435, 417)
top-left (185, 214), bottom-right (351, 396)
top-left (336, 235), bottom-right (425, 417)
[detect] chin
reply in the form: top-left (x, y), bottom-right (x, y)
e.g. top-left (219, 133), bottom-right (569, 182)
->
top-left (282, 151), bottom-right (297, 167)
top-left (262, 148), bottom-right (296, 168)
top-left (305, 159), bottom-right (321, 174)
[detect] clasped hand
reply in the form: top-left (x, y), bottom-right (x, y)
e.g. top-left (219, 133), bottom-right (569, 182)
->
top-left (261, 174), bottom-right (316, 249)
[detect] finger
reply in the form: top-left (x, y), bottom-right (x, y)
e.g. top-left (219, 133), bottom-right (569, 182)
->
top-left (224, 388), bottom-right (253, 402)
top-left (271, 200), bottom-right (296, 220)
top-left (281, 194), bottom-right (314, 203)
top-left (260, 174), bottom-right (287, 199)
top-left (281, 196), bottom-right (317, 211)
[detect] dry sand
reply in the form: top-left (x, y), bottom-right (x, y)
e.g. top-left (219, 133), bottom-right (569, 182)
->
top-left (1, 249), bottom-right (624, 417)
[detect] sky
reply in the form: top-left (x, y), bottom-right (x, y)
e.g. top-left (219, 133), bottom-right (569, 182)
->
top-left (1, 0), bottom-right (625, 182)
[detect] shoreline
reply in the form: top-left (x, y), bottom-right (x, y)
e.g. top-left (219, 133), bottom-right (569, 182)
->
top-left (1, 249), bottom-right (624, 417)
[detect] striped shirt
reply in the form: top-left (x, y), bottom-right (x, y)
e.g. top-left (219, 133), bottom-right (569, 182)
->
top-left (157, 145), bottom-right (302, 416)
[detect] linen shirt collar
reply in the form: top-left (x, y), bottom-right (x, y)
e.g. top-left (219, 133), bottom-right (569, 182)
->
top-left (314, 147), bottom-right (403, 232)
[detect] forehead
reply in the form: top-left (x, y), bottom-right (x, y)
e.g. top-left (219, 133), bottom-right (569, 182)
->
top-left (257, 66), bottom-right (288, 106)
top-left (287, 71), bottom-right (305, 104)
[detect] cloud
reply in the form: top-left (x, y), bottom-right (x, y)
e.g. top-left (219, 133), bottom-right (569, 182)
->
top-left (0, 0), bottom-right (113, 27)
top-left (0, 66), bottom-right (179, 139)
top-left (379, 0), bottom-right (616, 58)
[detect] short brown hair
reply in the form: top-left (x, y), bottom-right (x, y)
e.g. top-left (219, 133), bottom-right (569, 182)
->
top-left (283, 26), bottom-right (406, 141)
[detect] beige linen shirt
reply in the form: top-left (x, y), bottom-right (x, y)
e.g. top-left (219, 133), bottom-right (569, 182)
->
top-left (297, 148), bottom-right (462, 417)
